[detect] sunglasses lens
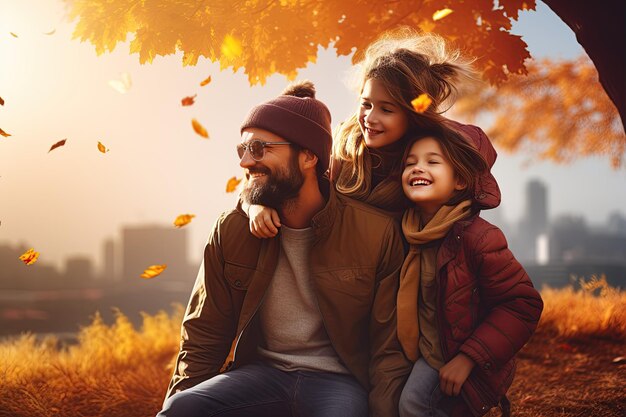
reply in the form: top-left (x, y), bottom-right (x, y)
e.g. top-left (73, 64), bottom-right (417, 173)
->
top-left (249, 140), bottom-right (264, 160)
top-left (236, 143), bottom-right (246, 159)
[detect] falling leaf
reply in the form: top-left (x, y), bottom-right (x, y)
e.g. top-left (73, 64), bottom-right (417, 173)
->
top-left (433, 8), bottom-right (454, 21)
top-left (109, 72), bottom-right (132, 94)
top-left (200, 75), bottom-right (212, 86)
top-left (173, 214), bottom-right (195, 228)
top-left (226, 176), bottom-right (242, 193)
top-left (19, 248), bottom-right (39, 265)
top-left (140, 264), bottom-right (167, 279)
top-left (10, 32), bottom-right (18, 38)
top-left (411, 94), bottom-right (432, 113)
top-left (44, 29), bottom-right (56, 35)
top-left (0, 128), bottom-right (11, 137)
top-left (181, 94), bottom-right (197, 106)
top-left (0, 96), bottom-right (4, 105)
top-left (48, 138), bottom-right (67, 153)
top-left (221, 35), bottom-right (243, 61)
top-left (97, 141), bottom-right (109, 153)
top-left (191, 118), bottom-right (209, 138)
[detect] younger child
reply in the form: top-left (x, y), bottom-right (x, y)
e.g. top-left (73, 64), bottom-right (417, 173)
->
top-left (396, 124), bottom-right (543, 417)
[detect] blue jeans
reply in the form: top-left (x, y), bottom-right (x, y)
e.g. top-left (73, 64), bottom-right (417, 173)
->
top-left (399, 358), bottom-right (454, 417)
top-left (157, 362), bottom-right (368, 417)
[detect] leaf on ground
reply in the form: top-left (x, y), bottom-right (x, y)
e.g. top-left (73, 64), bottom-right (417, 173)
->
top-left (140, 264), bottom-right (167, 279)
top-left (109, 72), bottom-right (132, 94)
top-left (97, 141), bottom-right (109, 153)
top-left (433, 8), bottom-right (454, 21)
top-left (225, 176), bottom-right (242, 193)
top-left (48, 139), bottom-right (67, 153)
top-left (181, 94), bottom-right (197, 106)
top-left (411, 94), bottom-right (432, 113)
top-left (612, 356), bottom-right (625, 364)
top-left (19, 248), bottom-right (39, 265)
top-left (173, 214), bottom-right (195, 228)
top-left (0, 128), bottom-right (10, 137)
top-left (191, 118), bottom-right (209, 138)
top-left (200, 76), bottom-right (212, 87)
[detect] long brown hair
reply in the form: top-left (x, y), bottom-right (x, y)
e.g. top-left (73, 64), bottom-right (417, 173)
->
top-left (333, 28), bottom-right (478, 199)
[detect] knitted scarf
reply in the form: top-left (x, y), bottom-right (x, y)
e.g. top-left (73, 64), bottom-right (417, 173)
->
top-left (397, 200), bottom-right (472, 362)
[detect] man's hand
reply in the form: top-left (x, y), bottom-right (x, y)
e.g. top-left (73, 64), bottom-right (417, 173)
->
top-left (439, 353), bottom-right (475, 396)
top-left (249, 205), bottom-right (281, 238)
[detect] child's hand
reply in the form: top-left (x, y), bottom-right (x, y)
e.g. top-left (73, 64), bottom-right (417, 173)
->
top-left (439, 353), bottom-right (475, 396)
top-left (248, 205), bottom-right (281, 238)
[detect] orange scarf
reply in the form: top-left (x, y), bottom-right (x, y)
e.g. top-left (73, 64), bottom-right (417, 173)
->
top-left (397, 201), bottom-right (471, 362)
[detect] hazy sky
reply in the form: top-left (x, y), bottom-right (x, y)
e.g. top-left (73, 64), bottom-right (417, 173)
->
top-left (1, 1), bottom-right (625, 272)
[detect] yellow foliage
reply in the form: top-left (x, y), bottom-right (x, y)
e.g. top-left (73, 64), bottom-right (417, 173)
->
top-left (0, 306), bottom-right (184, 417)
top-left (453, 57), bottom-right (626, 167)
top-left (64, 0), bottom-right (536, 85)
top-left (538, 275), bottom-right (626, 341)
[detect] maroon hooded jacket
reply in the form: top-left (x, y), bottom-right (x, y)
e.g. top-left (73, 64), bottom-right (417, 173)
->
top-left (435, 122), bottom-right (544, 416)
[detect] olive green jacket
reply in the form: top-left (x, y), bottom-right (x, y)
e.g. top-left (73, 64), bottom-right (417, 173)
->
top-left (165, 184), bottom-right (411, 417)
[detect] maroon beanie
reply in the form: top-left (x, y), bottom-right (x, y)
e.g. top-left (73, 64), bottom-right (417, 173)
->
top-left (240, 81), bottom-right (332, 176)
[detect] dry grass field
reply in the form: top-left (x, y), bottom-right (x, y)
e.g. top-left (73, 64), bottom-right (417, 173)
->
top-left (1, 277), bottom-right (624, 417)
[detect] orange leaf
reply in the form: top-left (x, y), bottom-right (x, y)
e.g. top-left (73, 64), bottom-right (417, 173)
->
top-left (221, 35), bottom-right (243, 61)
top-left (200, 75), bottom-right (212, 86)
top-left (10, 32), bottom-right (18, 38)
top-left (0, 96), bottom-right (4, 105)
top-left (433, 8), bottom-right (454, 21)
top-left (140, 264), bottom-right (167, 279)
top-left (191, 118), bottom-right (209, 138)
top-left (97, 141), bottom-right (109, 153)
top-left (225, 176), bottom-right (242, 193)
top-left (19, 248), bottom-right (39, 265)
top-left (0, 128), bottom-right (10, 137)
top-left (181, 94), bottom-right (197, 106)
top-left (48, 139), bottom-right (67, 152)
top-left (173, 214), bottom-right (195, 228)
top-left (411, 94), bottom-right (432, 113)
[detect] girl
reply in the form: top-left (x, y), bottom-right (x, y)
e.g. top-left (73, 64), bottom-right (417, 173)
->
top-left (396, 125), bottom-right (543, 417)
top-left (246, 28), bottom-right (480, 236)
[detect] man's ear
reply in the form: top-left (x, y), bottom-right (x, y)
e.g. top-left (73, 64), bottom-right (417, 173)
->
top-left (300, 149), bottom-right (318, 171)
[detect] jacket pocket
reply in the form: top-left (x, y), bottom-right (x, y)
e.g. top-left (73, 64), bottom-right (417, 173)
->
top-left (224, 262), bottom-right (255, 290)
top-left (314, 267), bottom-right (375, 306)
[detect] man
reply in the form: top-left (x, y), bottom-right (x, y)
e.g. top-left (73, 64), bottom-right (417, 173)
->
top-left (158, 81), bottom-right (411, 417)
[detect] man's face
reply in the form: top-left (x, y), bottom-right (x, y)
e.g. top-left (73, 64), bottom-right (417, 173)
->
top-left (239, 128), bottom-right (304, 209)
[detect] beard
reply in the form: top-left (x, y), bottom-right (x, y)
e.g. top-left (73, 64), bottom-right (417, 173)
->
top-left (241, 151), bottom-right (304, 210)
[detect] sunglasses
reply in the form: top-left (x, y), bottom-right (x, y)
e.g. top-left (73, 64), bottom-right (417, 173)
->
top-left (237, 139), bottom-right (292, 161)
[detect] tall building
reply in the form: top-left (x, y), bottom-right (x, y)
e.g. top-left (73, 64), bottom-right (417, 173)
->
top-left (102, 238), bottom-right (118, 281)
top-left (121, 224), bottom-right (192, 283)
top-left (515, 179), bottom-right (549, 262)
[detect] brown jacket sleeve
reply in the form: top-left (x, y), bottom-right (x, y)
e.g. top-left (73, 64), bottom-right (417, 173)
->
top-left (369, 220), bottom-right (413, 417)
top-left (164, 212), bottom-right (238, 400)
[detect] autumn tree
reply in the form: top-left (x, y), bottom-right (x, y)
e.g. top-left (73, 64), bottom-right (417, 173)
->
top-left (65, 0), bottom-right (534, 86)
top-left (65, 0), bottom-right (624, 164)
top-left (452, 57), bottom-right (626, 167)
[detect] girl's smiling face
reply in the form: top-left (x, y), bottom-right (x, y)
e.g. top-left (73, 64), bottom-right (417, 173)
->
top-left (358, 78), bottom-right (409, 148)
top-left (402, 136), bottom-right (466, 217)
